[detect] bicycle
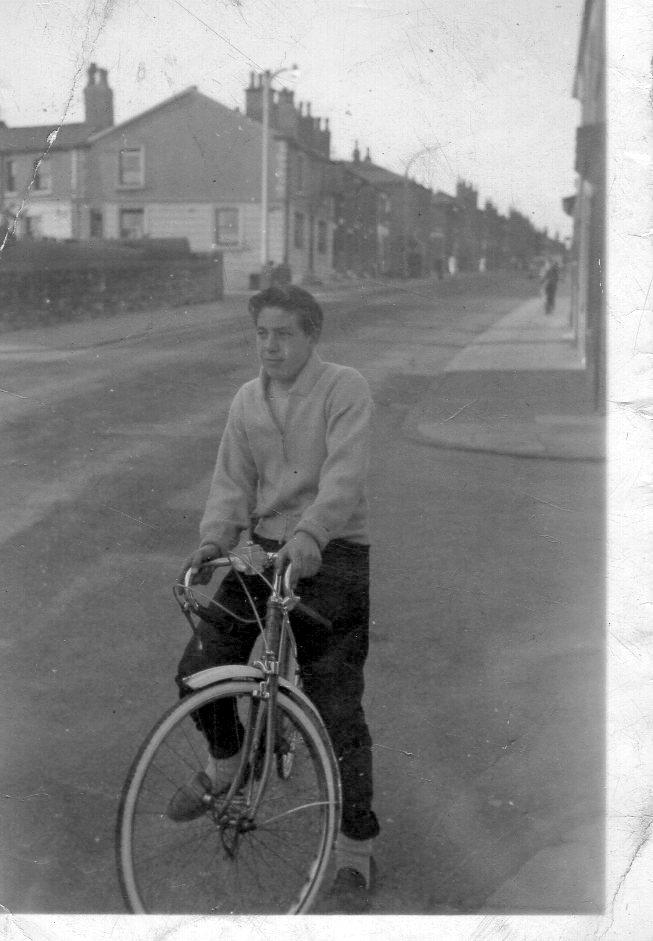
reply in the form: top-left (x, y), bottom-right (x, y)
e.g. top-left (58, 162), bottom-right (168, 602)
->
top-left (116, 544), bottom-right (342, 915)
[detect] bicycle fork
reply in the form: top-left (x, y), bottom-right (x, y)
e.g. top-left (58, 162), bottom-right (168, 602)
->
top-left (219, 571), bottom-right (288, 841)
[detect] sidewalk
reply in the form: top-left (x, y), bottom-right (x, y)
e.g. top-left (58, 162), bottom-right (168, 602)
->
top-left (406, 295), bottom-right (605, 461)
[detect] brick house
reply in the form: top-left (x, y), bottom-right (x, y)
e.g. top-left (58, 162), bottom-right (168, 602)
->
top-left (0, 65), bottom-right (115, 243)
top-left (330, 157), bottom-right (388, 277)
top-left (343, 146), bottom-right (437, 277)
top-left (566, 0), bottom-right (605, 406)
top-left (1, 65), bottom-right (335, 291)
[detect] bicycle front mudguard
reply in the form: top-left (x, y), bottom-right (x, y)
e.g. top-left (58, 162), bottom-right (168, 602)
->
top-left (182, 665), bottom-right (332, 751)
top-left (183, 664), bottom-right (264, 690)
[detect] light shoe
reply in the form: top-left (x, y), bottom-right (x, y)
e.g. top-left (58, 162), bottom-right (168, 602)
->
top-left (322, 857), bottom-right (377, 914)
top-left (166, 771), bottom-right (218, 822)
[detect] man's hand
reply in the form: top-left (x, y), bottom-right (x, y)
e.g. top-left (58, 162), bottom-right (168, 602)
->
top-left (276, 532), bottom-right (322, 586)
top-left (180, 543), bottom-right (221, 585)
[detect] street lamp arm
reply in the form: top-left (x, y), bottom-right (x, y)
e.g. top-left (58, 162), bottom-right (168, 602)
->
top-left (403, 144), bottom-right (441, 179)
top-left (267, 63), bottom-right (300, 82)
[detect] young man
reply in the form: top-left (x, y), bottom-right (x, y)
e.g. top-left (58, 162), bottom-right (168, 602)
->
top-left (173, 285), bottom-right (379, 913)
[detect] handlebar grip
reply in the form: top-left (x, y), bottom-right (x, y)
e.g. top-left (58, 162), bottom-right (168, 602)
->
top-left (183, 557), bottom-right (231, 589)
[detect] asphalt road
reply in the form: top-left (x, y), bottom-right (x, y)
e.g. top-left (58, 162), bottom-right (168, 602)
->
top-left (0, 273), bottom-right (603, 914)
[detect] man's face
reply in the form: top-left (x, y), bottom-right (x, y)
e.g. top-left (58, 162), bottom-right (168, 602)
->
top-left (255, 307), bottom-right (315, 388)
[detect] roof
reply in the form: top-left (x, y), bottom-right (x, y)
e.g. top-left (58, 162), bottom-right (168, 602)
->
top-left (0, 122), bottom-right (92, 154)
top-left (0, 86), bottom-right (213, 153)
top-left (432, 189), bottom-right (455, 203)
top-left (343, 160), bottom-right (405, 187)
top-left (87, 86), bottom-right (202, 142)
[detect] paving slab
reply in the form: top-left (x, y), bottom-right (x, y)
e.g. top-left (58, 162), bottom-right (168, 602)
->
top-left (409, 295), bottom-right (605, 461)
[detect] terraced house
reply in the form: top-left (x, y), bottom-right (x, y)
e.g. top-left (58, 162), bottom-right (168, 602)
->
top-left (1, 64), bottom-right (563, 291)
top-left (0, 65), bottom-right (335, 291)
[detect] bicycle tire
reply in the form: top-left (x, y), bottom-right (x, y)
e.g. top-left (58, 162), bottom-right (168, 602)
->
top-left (117, 678), bottom-right (340, 914)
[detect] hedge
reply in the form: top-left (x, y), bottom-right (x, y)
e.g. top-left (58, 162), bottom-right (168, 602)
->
top-left (0, 239), bottom-right (223, 330)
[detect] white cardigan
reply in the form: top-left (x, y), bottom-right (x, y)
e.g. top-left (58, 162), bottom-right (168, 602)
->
top-left (199, 351), bottom-right (372, 552)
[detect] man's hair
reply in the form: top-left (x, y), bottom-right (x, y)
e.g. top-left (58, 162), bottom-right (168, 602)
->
top-left (248, 285), bottom-right (323, 338)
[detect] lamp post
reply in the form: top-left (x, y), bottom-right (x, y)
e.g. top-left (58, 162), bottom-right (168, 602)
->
top-left (402, 145), bottom-right (440, 279)
top-left (261, 64), bottom-right (299, 277)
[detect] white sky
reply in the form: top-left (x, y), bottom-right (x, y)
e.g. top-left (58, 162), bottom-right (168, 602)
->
top-left (1, 0), bottom-right (585, 237)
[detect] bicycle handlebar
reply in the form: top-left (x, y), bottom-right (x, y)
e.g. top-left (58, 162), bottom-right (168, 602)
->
top-left (176, 551), bottom-right (332, 632)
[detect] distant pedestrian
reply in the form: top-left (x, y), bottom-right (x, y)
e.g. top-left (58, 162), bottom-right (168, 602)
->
top-left (541, 259), bottom-right (560, 315)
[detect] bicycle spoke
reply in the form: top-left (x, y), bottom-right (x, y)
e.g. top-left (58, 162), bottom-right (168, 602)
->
top-left (245, 828), bottom-right (314, 880)
top-left (258, 800), bottom-right (331, 827)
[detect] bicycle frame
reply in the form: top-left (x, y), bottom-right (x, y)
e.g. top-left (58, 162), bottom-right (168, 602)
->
top-left (177, 555), bottom-right (302, 825)
top-left (230, 570), bottom-right (290, 819)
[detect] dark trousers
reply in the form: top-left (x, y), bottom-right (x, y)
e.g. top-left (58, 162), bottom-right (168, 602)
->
top-left (176, 537), bottom-right (380, 841)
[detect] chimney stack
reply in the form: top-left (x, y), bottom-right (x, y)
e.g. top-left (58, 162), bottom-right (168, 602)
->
top-left (277, 87), bottom-right (298, 136)
top-left (84, 62), bottom-right (114, 131)
top-left (245, 70), bottom-right (277, 126)
top-left (245, 71), bottom-right (264, 122)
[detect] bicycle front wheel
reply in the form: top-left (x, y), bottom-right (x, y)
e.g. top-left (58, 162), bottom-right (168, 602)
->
top-left (117, 679), bottom-right (340, 914)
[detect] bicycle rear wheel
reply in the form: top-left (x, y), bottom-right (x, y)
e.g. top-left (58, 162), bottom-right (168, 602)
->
top-left (117, 679), bottom-right (339, 914)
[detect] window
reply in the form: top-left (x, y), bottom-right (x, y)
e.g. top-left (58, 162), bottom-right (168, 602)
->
top-left (33, 159), bottom-right (52, 192)
top-left (5, 158), bottom-right (16, 193)
top-left (118, 148), bottom-right (144, 187)
top-left (215, 207), bottom-right (239, 245)
top-left (294, 212), bottom-right (305, 249)
top-left (317, 219), bottom-right (327, 254)
top-left (296, 155), bottom-right (304, 192)
top-left (90, 209), bottom-right (103, 238)
top-left (24, 215), bottom-right (43, 239)
top-left (119, 208), bottom-right (145, 239)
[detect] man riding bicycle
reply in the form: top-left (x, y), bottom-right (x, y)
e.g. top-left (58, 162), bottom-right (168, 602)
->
top-left (173, 284), bottom-right (379, 913)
